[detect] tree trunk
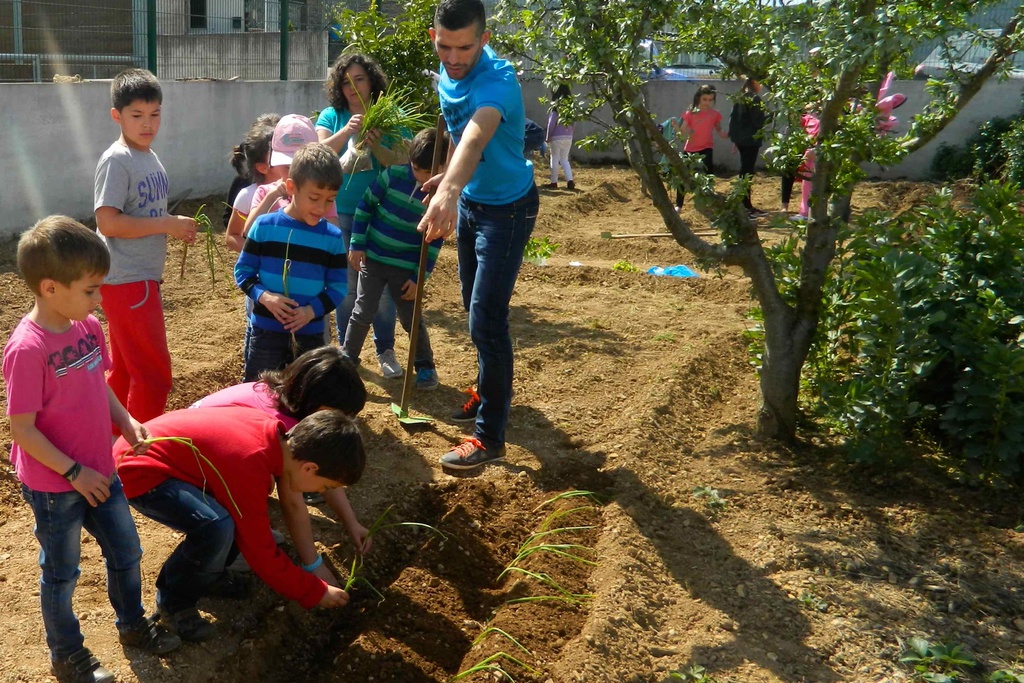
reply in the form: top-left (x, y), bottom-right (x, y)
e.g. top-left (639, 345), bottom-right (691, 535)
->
top-left (756, 313), bottom-right (804, 441)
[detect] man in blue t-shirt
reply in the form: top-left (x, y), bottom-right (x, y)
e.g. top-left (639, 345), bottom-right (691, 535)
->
top-left (421, 0), bottom-right (539, 470)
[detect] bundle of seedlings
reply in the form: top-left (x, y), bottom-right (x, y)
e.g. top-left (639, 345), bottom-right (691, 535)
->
top-left (341, 74), bottom-right (433, 175)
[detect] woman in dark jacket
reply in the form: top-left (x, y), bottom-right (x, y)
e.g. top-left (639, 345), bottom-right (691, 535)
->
top-left (728, 78), bottom-right (768, 215)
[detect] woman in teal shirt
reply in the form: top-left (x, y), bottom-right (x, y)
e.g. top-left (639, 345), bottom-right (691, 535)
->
top-left (316, 53), bottom-right (406, 379)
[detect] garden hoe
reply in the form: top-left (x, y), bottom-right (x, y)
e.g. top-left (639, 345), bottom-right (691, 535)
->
top-left (392, 114), bottom-right (447, 425)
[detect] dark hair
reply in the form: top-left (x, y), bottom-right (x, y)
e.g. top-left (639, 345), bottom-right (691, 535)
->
top-left (18, 216), bottom-right (110, 294)
top-left (324, 53), bottom-right (388, 113)
top-left (111, 68), bottom-right (162, 111)
top-left (740, 78), bottom-right (760, 96)
top-left (230, 114), bottom-right (281, 183)
top-left (434, 0), bottom-right (486, 34)
top-left (289, 143), bottom-right (343, 191)
top-left (260, 346), bottom-right (366, 418)
top-left (691, 83), bottom-right (717, 111)
top-left (553, 84), bottom-right (571, 101)
top-left (408, 127), bottom-right (447, 170)
top-left (288, 411), bottom-right (366, 485)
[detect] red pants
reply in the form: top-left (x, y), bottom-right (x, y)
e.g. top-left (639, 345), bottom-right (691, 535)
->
top-left (101, 280), bottom-right (172, 423)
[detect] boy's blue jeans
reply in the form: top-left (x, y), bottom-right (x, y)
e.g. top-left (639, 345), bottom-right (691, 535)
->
top-left (457, 184), bottom-right (539, 448)
top-left (128, 479), bottom-right (235, 615)
top-left (244, 328), bottom-right (324, 382)
top-left (336, 215), bottom-right (398, 354)
top-left (22, 476), bottom-right (145, 660)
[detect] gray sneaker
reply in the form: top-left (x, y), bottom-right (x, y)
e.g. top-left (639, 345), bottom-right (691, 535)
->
top-left (440, 438), bottom-right (506, 470)
top-left (378, 349), bottom-right (404, 379)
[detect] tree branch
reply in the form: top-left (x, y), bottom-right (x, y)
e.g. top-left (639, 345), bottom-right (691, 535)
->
top-left (906, 10), bottom-right (1023, 153)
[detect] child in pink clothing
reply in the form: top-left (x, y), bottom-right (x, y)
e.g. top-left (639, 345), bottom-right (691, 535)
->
top-left (3, 216), bottom-right (180, 680)
top-left (243, 114), bottom-right (341, 234)
top-left (672, 83), bottom-right (728, 211)
top-left (190, 346), bottom-right (371, 584)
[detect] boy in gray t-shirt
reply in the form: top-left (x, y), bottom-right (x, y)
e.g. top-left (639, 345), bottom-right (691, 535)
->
top-left (94, 68), bottom-right (197, 422)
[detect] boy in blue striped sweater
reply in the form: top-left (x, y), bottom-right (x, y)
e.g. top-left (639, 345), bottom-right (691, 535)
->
top-left (235, 143), bottom-right (346, 381)
top-left (342, 128), bottom-right (447, 389)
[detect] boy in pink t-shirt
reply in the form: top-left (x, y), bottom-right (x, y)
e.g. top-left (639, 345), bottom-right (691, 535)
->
top-left (2, 217), bottom-right (179, 682)
top-left (671, 83), bottom-right (727, 211)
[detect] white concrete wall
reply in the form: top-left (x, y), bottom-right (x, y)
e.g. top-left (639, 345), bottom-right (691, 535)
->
top-left (4, 76), bottom-right (1024, 237)
top-left (3, 79), bottom-right (323, 236)
top-left (521, 78), bottom-right (1024, 179)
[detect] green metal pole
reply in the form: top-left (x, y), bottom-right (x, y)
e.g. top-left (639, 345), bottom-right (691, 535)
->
top-left (280, 0), bottom-right (289, 81)
top-left (146, 0), bottom-right (157, 74)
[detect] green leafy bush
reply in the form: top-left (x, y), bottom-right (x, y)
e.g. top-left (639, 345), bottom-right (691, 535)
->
top-left (331, 0), bottom-right (439, 113)
top-left (930, 114), bottom-right (1024, 182)
top-left (751, 181), bottom-right (1024, 482)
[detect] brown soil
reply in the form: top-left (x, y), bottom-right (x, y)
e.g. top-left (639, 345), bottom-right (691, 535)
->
top-left (0, 167), bottom-right (1022, 683)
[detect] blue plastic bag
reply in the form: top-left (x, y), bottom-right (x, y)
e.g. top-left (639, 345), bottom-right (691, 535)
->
top-left (647, 264), bottom-right (699, 278)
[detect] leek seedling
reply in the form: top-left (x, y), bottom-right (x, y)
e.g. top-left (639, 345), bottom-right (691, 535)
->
top-left (471, 627), bottom-right (531, 655)
top-left (341, 505), bottom-right (445, 602)
top-left (451, 652), bottom-right (537, 682)
top-left (179, 205), bottom-right (219, 284)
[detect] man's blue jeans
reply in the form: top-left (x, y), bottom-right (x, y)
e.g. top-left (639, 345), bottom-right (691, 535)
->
top-left (457, 184), bottom-right (539, 448)
top-left (336, 214), bottom-right (397, 355)
top-left (22, 476), bottom-right (145, 660)
top-left (127, 479), bottom-right (235, 615)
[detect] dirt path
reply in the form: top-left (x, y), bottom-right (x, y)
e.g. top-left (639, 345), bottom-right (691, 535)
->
top-left (0, 167), bottom-right (1022, 683)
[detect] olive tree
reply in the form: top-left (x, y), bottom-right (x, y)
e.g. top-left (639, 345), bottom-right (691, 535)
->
top-left (494, 0), bottom-right (1023, 440)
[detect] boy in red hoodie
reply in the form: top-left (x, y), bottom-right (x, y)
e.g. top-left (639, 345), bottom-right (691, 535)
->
top-left (116, 407), bottom-right (363, 641)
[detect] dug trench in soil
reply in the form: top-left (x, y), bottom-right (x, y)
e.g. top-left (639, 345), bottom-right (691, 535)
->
top-left (200, 480), bottom-right (604, 683)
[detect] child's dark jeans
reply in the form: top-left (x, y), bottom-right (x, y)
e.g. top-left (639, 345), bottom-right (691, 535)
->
top-left (243, 328), bottom-right (324, 382)
top-left (127, 478), bottom-right (236, 614)
top-left (342, 259), bottom-right (435, 370)
top-left (21, 476), bottom-right (145, 660)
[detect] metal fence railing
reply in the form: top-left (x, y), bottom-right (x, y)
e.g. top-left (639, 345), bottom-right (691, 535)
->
top-left (0, 0), bottom-right (340, 83)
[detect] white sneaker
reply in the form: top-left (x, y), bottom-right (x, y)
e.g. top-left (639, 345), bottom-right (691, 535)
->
top-left (378, 349), bottom-right (404, 379)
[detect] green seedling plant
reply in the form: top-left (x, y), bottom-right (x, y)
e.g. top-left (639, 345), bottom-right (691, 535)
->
top-left (899, 637), bottom-right (977, 682)
top-left (692, 485), bottom-right (728, 518)
top-left (471, 627), bottom-right (531, 655)
top-left (798, 589), bottom-right (829, 613)
top-left (987, 671), bottom-right (1024, 683)
top-left (533, 490), bottom-right (601, 532)
top-left (342, 504), bottom-right (446, 602)
top-left (502, 527), bottom-right (598, 572)
top-left (179, 205), bottom-right (219, 285)
top-left (524, 236), bottom-right (559, 265)
top-left (613, 259), bottom-right (640, 272)
top-left (669, 664), bottom-right (719, 682)
top-left (450, 651), bottom-right (537, 682)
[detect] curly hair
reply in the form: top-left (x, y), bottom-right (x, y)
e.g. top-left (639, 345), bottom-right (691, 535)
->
top-left (323, 53), bottom-right (389, 113)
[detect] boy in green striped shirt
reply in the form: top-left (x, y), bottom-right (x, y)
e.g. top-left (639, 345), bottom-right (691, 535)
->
top-left (342, 128), bottom-right (447, 389)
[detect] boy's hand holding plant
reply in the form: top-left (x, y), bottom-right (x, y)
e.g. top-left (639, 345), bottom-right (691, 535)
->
top-left (317, 585), bottom-right (350, 609)
top-left (168, 215), bottom-right (198, 243)
top-left (282, 305), bottom-right (315, 333)
top-left (259, 291), bottom-right (300, 325)
top-left (345, 521), bottom-right (373, 555)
